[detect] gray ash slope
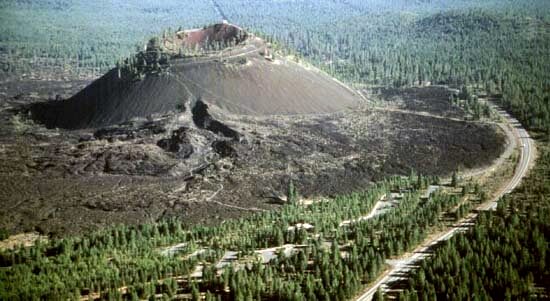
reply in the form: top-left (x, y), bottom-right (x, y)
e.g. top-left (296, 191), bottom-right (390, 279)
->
top-left (30, 70), bottom-right (190, 129)
top-left (29, 23), bottom-right (360, 130)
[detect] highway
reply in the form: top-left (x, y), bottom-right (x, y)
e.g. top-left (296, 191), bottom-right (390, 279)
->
top-left (356, 102), bottom-right (535, 301)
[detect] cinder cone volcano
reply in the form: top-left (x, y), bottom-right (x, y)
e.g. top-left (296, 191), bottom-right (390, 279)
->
top-left (31, 23), bottom-right (360, 129)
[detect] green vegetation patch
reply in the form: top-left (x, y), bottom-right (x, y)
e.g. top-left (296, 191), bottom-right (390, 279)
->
top-left (0, 173), bottom-right (489, 300)
top-left (395, 143), bottom-right (550, 300)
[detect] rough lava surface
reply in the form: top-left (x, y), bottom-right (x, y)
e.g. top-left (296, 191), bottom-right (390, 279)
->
top-left (0, 24), bottom-right (506, 236)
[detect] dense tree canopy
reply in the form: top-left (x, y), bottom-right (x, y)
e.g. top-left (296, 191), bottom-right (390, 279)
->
top-left (394, 143), bottom-right (550, 300)
top-left (0, 174), bottom-right (482, 300)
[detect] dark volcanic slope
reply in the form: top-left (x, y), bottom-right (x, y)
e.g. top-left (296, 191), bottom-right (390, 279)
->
top-left (173, 57), bottom-right (358, 116)
top-left (30, 70), bottom-right (190, 129)
top-left (29, 24), bottom-right (359, 130)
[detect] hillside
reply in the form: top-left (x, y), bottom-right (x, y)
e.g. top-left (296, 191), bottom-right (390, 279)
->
top-left (29, 23), bottom-right (359, 129)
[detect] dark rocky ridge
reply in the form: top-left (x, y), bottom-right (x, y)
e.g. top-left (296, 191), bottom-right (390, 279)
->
top-left (156, 127), bottom-right (194, 159)
top-left (191, 99), bottom-right (240, 140)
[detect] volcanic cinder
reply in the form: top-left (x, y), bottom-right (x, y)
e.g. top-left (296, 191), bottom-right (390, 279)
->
top-left (30, 23), bottom-right (360, 129)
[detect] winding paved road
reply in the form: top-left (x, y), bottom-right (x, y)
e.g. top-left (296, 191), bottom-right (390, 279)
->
top-left (356, 102), bottom-right (535, 301)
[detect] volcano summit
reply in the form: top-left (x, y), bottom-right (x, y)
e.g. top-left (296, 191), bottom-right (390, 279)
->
top-left (30, 23), bottom-right (360, 129)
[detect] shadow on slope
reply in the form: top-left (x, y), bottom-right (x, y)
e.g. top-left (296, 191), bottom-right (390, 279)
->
top-left (30, 70), bottom-right (190, 129)
top-left (28, 23), bottom-right (359, 130)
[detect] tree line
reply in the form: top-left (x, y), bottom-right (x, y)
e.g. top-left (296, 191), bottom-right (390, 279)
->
top-left (0, 173), bottom-right (485, 300)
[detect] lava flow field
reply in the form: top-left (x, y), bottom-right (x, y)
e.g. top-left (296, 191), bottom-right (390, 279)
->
top-left (0, 24), bottom-right (505, 236)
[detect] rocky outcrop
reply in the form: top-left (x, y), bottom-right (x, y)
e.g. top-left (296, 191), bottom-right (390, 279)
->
top-left (156, 127), bottom-right (194, 159)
